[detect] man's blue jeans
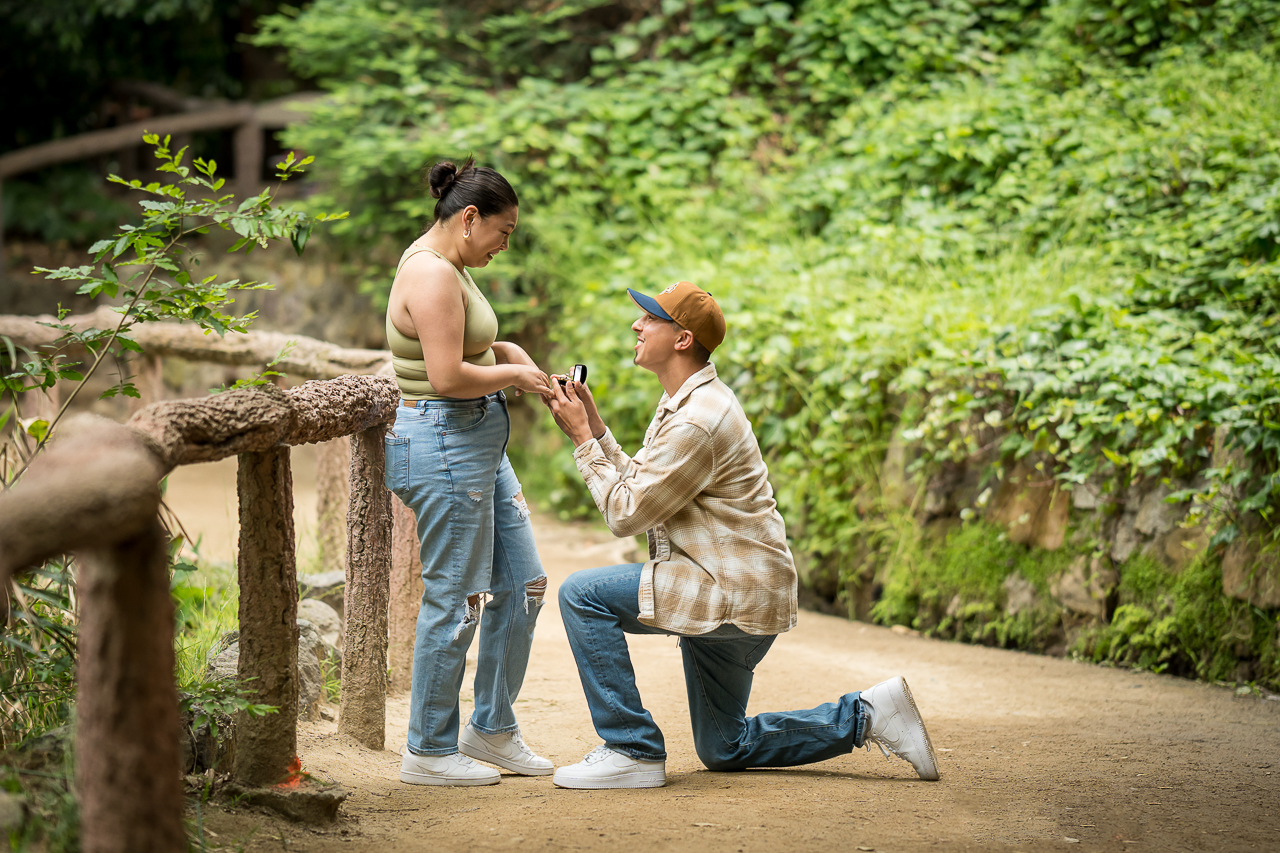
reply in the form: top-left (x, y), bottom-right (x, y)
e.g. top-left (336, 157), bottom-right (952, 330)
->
top-left (558, 563), bottom-right (867, 767)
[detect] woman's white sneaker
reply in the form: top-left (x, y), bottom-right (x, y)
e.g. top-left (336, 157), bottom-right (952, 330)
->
top-left (552, 745), bottom-right (666, 789)
top-left (400, 747), bottom-right (501, 786)
top-left (861, 676), bottom-right (940, 781)
top-left (458, 722), bottom-right (554, 776)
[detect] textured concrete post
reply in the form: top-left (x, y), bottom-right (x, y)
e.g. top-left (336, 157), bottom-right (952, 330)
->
top-left (338, 425), bottom-right (392, 749)
top-left (77, 518), bottom-right (185, 853)
top-left (388, 494), bottom-right (422, 693)
top-left (234, 446), bottom-right (299, 785)
top-left (315, 435), bottom-right (351, 573)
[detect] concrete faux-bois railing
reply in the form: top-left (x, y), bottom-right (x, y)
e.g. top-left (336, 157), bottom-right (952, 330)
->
top-left (0, 371), bottom-right (410, 853)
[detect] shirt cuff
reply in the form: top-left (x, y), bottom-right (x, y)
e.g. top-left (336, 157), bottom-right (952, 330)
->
top-left (596, 427), bottom-right (621, 458)
top-left (572, 436), bottom-right (605, 467)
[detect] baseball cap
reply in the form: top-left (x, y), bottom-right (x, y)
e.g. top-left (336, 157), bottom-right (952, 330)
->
top-left (627, 281), bottom-right (726, 354)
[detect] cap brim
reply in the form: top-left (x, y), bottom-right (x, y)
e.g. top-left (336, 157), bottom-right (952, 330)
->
top-left (627, 288), bottom-right (674, 322)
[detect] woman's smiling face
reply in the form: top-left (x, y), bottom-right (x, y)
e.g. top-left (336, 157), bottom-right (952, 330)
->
top-left (463, 205), bottom-right (518, 268)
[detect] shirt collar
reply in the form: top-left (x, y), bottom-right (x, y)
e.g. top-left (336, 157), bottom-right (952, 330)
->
top-left (657, 362), bottom-right (718, 415)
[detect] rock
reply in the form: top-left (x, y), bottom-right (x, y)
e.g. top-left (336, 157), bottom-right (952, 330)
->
top-left (298, 598), bottom-right (343, 654)
top-left (0, 792), bottom-right (27, 835)
top-left (880, 427), bottom-right (912, 510)
top-left (1071, 483), bottom-right (1106, 511)
top-left (17, 725), bottom-right (70, 770)
top-left (1211, 426), bottom-right (1249, 503)
top-left (205, 622), bottom-right (337, 722)
top-left (296, 620), bottom-right (329, 722)
top-left (1111, 516), bottom-right (1141, 564)
top-left (1003, 573), bottom-right (1039, 616)
top-left (206, 633), bottom-right (240, 683)
top-left (1050, 554), bottom-right (1115, 621)
top-left (1150, 525), bottom-right (1210, 572)
top-left (178, 702), bottom-right (236, 774)
top-left (1222, 519), bottom-right (1280, 609)
top-left (1134, 483), bottom-right (1185, 538)
top-left (221, 778), bottom-right (347, 824)
top-left (299, 570), bottom-right (346, 622)
top-left (988, 460), bottom-right (1070, 551)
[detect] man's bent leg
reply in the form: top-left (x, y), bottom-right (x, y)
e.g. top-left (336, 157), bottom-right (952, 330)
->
top-left (682, 631), bottom-right (865, 770)
top-left (557, 563), bottom-right (668, 761)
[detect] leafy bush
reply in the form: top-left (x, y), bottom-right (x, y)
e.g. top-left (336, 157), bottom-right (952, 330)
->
top-left (1075, 554), bottom-right (1280, 687)
top-left (259, 0), bottom-right (1280, 683)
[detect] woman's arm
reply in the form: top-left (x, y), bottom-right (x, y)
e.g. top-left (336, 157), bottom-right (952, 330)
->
top-left (491, 341), bottom-right (537, 368)
top-left (397, 257), bottom-right (550, 398)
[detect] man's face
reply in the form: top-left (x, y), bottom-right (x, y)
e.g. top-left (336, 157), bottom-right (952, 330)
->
top-left (631, 311), bottom-right (678, 373)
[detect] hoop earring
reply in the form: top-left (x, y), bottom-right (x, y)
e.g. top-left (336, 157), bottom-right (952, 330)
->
top-left (464, 228), bottom-right (472, 239)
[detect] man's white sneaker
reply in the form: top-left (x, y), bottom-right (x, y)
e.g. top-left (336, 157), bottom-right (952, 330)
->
top-left (400, 747), bottom-right (501, 786)
top-left (552, 745), bottom-right (666, 789)
top-left (861, 676), bottom-right (940, 781)
top-left (458, 722), bottom-right (554, 776)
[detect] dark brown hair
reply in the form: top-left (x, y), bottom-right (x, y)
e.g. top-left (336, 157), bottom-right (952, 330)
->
top-left (426, 157), bottom-right (518, 224)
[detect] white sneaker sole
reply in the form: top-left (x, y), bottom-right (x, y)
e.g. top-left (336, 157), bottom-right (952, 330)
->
top-left (884, 677), bottom-right (940, 782)
top-left (552, 769), bottom-right (666, 790)
top-left (459, 739), bottom-right (554, 776)
top-left (399, 767), bottom-right (500, 786)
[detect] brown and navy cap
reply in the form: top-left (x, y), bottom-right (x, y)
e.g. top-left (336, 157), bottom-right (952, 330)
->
top-left (627, 281), bottom-right (726, 354)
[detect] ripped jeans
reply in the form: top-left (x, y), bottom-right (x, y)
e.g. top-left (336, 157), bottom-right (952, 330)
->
top-left (385, 392), bottom-right (546, 756)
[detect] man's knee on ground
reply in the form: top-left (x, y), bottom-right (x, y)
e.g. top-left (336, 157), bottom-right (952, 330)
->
top-left (695, 745), bottom-right (747, 772)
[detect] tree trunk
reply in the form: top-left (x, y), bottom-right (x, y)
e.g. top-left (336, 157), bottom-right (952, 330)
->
top-left (76, 518), bottom-right (185, 853)
top-left (338, 425), bottom-right (391, 749)
top-left (315, 436), bottom-right (351, 574)
top-left (234, 446), bottom-right (299, 786)
top-left (388, 495), bottom-right (421, 693)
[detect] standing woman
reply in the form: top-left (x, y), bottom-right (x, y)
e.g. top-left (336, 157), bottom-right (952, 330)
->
top-left (385, 158), bottom-right (554, 786)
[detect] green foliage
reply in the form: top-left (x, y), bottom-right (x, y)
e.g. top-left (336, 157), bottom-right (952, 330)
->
top-left (1045, 0), bottom-right (1280, 61)
top-left (0, 749), bottom-right (80, 853)
top-left (1074, 554), bottom-right (1280, 690)
top-left (0, 135), bottom-right (333, 847)
top-left (0, 0), bottom-right (288, 151)
top-left (1, 167), bottom-right (135, 245)
top-left (0, 562), bottom-right (77, 750)
top-left (1, 136), bottom-right (343, 483)
top-left (180, 678), bottom-right (278, 738)
top-left (871, 519), bottom-right (1074, 649)
top-left (262, 0), bottom-right (1280, 678)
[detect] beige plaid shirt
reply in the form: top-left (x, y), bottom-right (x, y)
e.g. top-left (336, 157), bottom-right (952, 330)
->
top-left (572, 363), bottom-right (798, 636)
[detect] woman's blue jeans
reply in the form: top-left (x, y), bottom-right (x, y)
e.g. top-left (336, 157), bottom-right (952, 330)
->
top-left (558, 564), bottom-right (867, 767)
top-left (385, 393), bottom-right (546, 756)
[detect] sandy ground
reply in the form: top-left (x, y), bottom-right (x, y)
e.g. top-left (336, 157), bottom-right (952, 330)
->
top-left (169, 469), bottom-right (1280, 853)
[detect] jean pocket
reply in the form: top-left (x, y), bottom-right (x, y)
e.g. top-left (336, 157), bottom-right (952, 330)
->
top-left (441, 406), bottom-right (487, 435)
top-left (384, 433), bottom-right (410, 494)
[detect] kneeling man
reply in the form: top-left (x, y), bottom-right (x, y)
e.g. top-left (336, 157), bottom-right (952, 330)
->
top-left (541, 281), bottom-right (939, 789)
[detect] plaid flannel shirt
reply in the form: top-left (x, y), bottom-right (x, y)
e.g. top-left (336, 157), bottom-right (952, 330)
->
top-left (572, 363), bottom-right (798, 636)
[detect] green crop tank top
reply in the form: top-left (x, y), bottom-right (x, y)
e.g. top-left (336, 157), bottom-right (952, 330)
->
top-left (386, 245), bottom-right (498, 400)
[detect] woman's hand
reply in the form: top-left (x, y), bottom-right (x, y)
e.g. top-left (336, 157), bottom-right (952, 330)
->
top-left (510, 364), bottom-right (553, 397)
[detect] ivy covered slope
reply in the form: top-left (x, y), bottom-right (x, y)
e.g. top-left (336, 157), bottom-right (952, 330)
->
top-left (259, 0), bottom-right (1280, 688)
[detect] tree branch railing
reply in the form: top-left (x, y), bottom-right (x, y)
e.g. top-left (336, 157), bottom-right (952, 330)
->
top-left (0, 373), bottom-right (402, 853)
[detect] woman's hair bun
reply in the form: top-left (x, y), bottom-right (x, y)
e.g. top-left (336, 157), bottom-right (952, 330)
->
top-left (426, 158), bottom-right (475, 199)
top-left (427, 161), bottom-right (458, 199)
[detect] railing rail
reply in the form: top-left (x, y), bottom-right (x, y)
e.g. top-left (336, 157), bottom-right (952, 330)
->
top-left (0, 372), bottom-right (404, 853)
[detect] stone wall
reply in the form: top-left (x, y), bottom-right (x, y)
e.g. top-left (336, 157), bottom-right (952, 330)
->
top-left (805, 422), bottom-right (1279, 648)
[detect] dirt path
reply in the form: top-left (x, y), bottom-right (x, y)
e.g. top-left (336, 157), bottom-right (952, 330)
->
top-left (191, 508), bottom-right (1280, 853)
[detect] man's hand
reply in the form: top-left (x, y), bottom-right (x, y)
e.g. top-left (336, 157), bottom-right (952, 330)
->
top-left (574, 378), bottom-right (607, 441)
top-left (542, 379), bottom-right (598, 447)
